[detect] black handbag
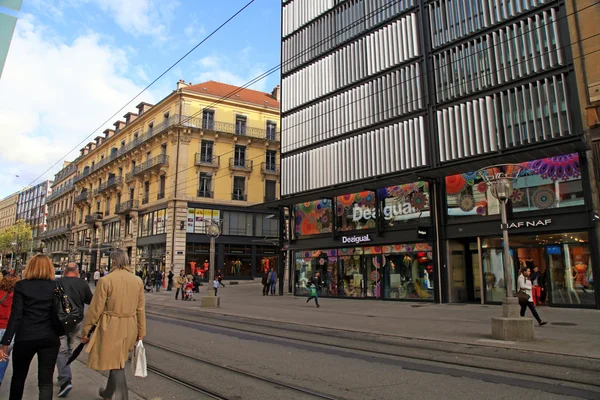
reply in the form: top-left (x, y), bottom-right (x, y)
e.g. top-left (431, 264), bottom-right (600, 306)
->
top-left (53, 281), bottom-right (82, 335)
top-left (516, 290), bottom-right (530, 306)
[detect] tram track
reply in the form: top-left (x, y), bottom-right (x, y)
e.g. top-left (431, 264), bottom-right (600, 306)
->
top-left (144, 306), bottom-right (600, 399)
top-left (143, 340), bottom-right (341, 400)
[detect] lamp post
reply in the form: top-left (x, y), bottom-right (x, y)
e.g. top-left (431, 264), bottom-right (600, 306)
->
top-left (491, 177), bottom-right (514, 298)
top-left (206, 223), bottom-right (221, 296)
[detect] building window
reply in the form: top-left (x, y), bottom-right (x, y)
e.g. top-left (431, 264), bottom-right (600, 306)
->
top-left (222, 211), bottom-right (253, 236)
top-left (198, 173), bottom-right (212, 197)
top-left (233, 176), bottom-right (246, 201)
top-left (266, 121), bottom-right (277, 140)
top-left (186, 208), bottom-right (220, 234)
top-left (256, 214), bottom-right (279, 237)
top-left (235, 115), bottom-right (247, 135)
top-left (143, 182), bottom-right (150, 204)
top-left (234, 145), bottom-right (246, 166)
top-left (158, 175), bottom-right (166, 199)
top-left (266, 150), bottom-right (277, 171)
top-left (265, 180), bottom-right (277, 202)
top-left (202, 109), bottom-right (215, 130)
top-left (161, 143), bottom-right (167, 155)
top-left (138, 209), bottom-right (167, 237)
top-left (200, 140), bottom-right (214, 162)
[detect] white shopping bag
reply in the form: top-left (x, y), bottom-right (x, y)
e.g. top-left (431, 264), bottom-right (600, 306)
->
top-left (132, 340), bottom-right (147, 378)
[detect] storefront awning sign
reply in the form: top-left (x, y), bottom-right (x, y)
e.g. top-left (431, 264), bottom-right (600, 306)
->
top-left (341, 234), bottom-right (371, 244)
top-left (501, 218), bottom-right (552, 230)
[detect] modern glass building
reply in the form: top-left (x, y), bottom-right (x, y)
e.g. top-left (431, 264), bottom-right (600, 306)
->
top-left (279, 0), bottom-right (598, 308)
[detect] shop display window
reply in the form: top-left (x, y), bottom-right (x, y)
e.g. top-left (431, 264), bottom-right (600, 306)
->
top-left (224, 245), bottom-right (252, 277)
top-left (138, 208), bottom-right (168, 237)
top-left (446, 153), bottom-right (583, 219)
top-left (187, 208), bottom-right (221, 234)
top-left (294, 243), bottom-right (434, 301)
top-left (480, 232), bottom-right (594, 305)
top-left (293, 200), bottom-right (333, 237)
top-left (335, 191), bottom-right (377, 232)
top-left (378, 182), bottom-right (430, 227)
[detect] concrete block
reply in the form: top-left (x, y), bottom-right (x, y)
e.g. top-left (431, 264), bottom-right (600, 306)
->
top-left (491, 317), bottom-right (535, 341)
top-left (201, 295), bottom-right (220, 308)
top-left (502, 296), bottom-right (521, 318)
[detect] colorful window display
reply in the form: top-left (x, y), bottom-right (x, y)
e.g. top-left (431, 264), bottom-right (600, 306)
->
top-left (294, 243), bottom-right (434, 301)
top-left (336, 191), bottom-right (377, 231)
top-left (446, 154), bottom-right (583, 219)
top-left (294, 200), bottom-right (333, 237)
top-left (377, 182), bottom-right (430, 227)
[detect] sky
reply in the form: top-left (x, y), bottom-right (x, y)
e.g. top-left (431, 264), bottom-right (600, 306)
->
top-left (0, 0), bottom-right (281, 198)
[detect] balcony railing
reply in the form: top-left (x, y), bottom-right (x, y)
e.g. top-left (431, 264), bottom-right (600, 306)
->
top-left (157, 192), bottom-right (165, 200)
top-left (126, 154), bottom-right (169, 181)
top-left (47, 181), bottom-right (74, 203)
top-left (142, 196), bottom-right (149, 205)
top-left (198, 119), bottom-right (280, 141)
top-left (194, 154), bottom-right (220, 167)
top-left (232, 192), bottom-right (247, 201)
top-left (53, 163), bottom-right (77, 184)
top-left (197, 190), bottom-right (213, 198)
top-left (84, 212), bottom-right (103, 225)
top-left (115, 199), bottom-right (139, 214)
top-left (94, 177), bottom-right (123, 196)
top-left (40, 224), bottom-right (71, 239)
top-left (229, 158), bottom-right (253, 171)
top-left (74, 191), bottom-right (90, 204)
top-left (261, 162), bottom-right (280, 174)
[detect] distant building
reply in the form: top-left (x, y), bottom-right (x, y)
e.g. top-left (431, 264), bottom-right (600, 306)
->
top-left (0, 192), bottom-right (18, 230)
top-left (16, 181), bottom-right (52, 252)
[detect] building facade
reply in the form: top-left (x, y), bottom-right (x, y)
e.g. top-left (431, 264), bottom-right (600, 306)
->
top-left (41, 162), bottom-right (77, 268)
top-left (16, 181), bottom-right (52, 252)
top-left (280, 0), bottom-right (599, 308)
top-left (0, 193), bottom-right (18, 230)
top-left (71, 80), bottom-right (281, 277)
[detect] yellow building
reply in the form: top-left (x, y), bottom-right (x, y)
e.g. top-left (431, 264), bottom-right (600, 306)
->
top-left (71, 80), bottom-right (281, 277)
top-left (0, 193), bottom-right (18, 230)
top-left (41, 161), bottom-right (77, 267)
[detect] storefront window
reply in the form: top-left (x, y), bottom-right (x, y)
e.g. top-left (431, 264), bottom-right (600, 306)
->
top-left (224, 245), bottom-right (252, 277)
top-left (257, 246), bottom-right (278, 275)
top-left (222, 211), bottom-right (252, 236)
top-left (139, 209), bottom-right (168, 237)
top-left (187, 208), bottom-right (221, 234)
top-left (480, 232), bottom-right (594, 305)
top-left (446, 154), bottom-right (583, 219)
top-left (294, 200), bottom-right (333, 237)
top-left (378, 182), bottom-right (430, 227)
top-left (294, 243), bottom-right (434, 301)
top-left (255, 214), bottom-right (279, 237)
top-left (335, 191), bottom-right (377, 232)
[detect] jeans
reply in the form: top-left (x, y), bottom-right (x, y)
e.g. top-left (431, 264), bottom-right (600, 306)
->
top-left (102, 368), bottom-right (128, 400)
top-left (307, 292), bottom-right (319, 307)
top-left (214, 288), bottom-right (218, 296)
top-left (175, 288), bottom-right (183, 300)
top-left (0, 328), bottom-right (13, 383)
top-left (520, 301), bottom-right (542, 323)
top-left (56, 323), bottom-right (82, 387)
top-left (167, 281), bottom-right (173, 291)
top-left (270, 282), bottom-right (276, 295)
top-left (262, 284), bottom-right (268, 296)
top-left (10, 337), bottom-right (59, 400)
top-left (155, 281), bottom-right (161, 292)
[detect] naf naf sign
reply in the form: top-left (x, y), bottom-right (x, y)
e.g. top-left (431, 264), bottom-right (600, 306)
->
top-left (502, 219), bottom-right (552, 230)
top-left (341, 234), bottom-right (372, 244)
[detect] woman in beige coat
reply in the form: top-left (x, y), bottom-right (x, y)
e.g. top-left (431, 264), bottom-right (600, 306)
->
top-left (81, 249), bottom-right (146, 400)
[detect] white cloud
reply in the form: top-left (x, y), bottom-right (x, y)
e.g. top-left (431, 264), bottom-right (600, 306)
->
top-left (183, 19), bottom-right (206, 43)
top-left (0, 14), bottom-right (156, 197)
top-left (194, 49), bottom-right (271, 92)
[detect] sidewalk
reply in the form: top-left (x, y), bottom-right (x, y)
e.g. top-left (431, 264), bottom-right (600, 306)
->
top-left (145, 283), bottom-right (600, 359)
top-left (0, 357), bottom-right (144, 400)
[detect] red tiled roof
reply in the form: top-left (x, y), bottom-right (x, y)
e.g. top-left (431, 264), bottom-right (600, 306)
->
top-left (185, 80), bottom-right (279, 109)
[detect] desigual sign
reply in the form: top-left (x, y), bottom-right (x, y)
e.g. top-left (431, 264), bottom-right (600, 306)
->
top-left (352, 203), bottom-right (417, 221)
top-left (504, 219), bottom-right (552, 229)
top-left (341, 234), bottom-right (371, 244)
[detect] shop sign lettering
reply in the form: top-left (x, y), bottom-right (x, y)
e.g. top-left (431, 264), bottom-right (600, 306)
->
top-left (341, 234), bottom-right (371, 244)
top-left (352, 203), bottom-right (416, 222)
top-left (504, 219), bottom-right (552, 229)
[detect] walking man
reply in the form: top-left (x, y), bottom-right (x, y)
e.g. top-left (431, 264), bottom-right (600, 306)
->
top-left (167, 270), bottom-right (174, 291)
top-left (175, 270), bottom-right (185, 300)
top-left (306, 271), bottom-right (322, 308)
top-left (154, 269), bottom-right (162, 292)
top-left (56, 262), bottom-right (93, 397)
top-left (217, 270), bottom-right (225, 288)
top-left (93, 269), bottom-right (100, 286)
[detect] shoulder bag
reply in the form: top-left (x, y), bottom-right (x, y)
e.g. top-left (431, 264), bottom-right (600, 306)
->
top-left (53, 281), bottom-right (83, 335)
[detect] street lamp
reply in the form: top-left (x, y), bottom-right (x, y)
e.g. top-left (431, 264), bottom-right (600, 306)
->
top-left (206, 222), bottom-right (221, 296)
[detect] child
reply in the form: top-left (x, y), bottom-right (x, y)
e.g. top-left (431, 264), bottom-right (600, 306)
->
top-left (184, 280), bottom-right (194, 301)
top-left (213, 278), bottom-right (219, 296)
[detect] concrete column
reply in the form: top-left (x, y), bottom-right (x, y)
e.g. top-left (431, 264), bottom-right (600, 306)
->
top-left (166, 200), bottom-right (187, 275)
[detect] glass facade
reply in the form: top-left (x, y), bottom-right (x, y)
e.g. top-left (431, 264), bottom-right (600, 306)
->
top-left (294, 243), bottom-right (434, 301)
top-left (138, 209), bottom-right (167, 237)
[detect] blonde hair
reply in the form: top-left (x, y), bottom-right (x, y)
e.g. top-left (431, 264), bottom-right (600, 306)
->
top-left (23, 255), bottom-right (55, 280)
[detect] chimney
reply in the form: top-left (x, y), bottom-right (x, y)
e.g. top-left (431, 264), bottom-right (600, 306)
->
top-left (124, 112), bottom-right (138, 125)
top-left (271, 85), bottom-right (280, 101)
top-left (177, 79), bottom-right (189, 90)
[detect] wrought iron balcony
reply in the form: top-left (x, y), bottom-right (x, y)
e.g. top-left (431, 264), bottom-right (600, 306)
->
top-left (47, 181), bottom-right (74, 203)
top-left (197, 190), bottom-right (213, 198)
top-left (115, 200), bottom-right (139, 214)
top-left (127, 154), bottom-right (169, 181)
top-left (141, 196), bottom-right (149, 205)
top-left (261, 162), bottom-right (280, 175)
top-left (53, 163), bottom-right (77, 184)
top-left (74, 191), bottom-right (90, 204)
top-left (231, 192), bottom-right (247, 201)
top-left (198, 119), bottom-right (280, 141)
top-left (73, 169), bottom-right (90, 184)
top-left (85, 212), bottom-right (103, 225)
top-left (194, 154), bottom-right (220, 167)
top-left (40, 224), bottom-right (71, 239)
top-left (94, 177), bottom-right (123, 196)
top-left (229, 158), bottom-right (253, 171)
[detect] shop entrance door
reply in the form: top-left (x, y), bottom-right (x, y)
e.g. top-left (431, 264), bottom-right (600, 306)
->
top-left (448, 240), bottom-right (481, 303)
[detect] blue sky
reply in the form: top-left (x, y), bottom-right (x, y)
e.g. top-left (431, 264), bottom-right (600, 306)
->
top-left (0, 0), bottom-right (281, 198)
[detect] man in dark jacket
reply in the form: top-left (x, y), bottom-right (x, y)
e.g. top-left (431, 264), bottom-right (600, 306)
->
top-left (167, 270), bottom-right (174, 291)
top-left (306, 271), bottom-right (322, 308)
top-left (154, 269), bottom-right (163, 292)
top-left (56, 262), bottom-right (93, 397)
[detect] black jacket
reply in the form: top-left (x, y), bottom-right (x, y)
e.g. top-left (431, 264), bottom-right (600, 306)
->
top-left (1, 280), bottom-right (60, 345)
top-left (308, 276), bottom-right (322, 288)
top-left (58, 276), bottom-right (93, 323)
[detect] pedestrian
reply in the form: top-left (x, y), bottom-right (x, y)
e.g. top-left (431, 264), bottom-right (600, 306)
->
top-left (193, 274), bottom-right (201, 293)
top-left (56, 262), bottom-right (93, 397)
top-left (213, 278), bottom-right (219, 296)
top-left (268, 268), bottom-right (277, 296)
top-left (306, 271), bottom-right (322, 308)
top-left (0, 255), bottom-right (61, 400)
top-left (261, 273), bottom-right (268, 296)
top-left (154, 269), bottom-right (162, 292)
top-left (175, 270), bottom-right (185, 300)
top-left (81, 249), bottom-right (146, 400)
top-left (93, 269), bottom-right (100, 286)
top-left (217, 270), bottom-right (225, 287)
top-left (0, 274), bottom-right (18, 386)
top-left (167, 270), bottom-right (174, 291)
top-left (517, 267), bottom-right (547, 326)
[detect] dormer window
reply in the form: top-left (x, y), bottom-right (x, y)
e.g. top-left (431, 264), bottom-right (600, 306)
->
top-left (164, 111), bottom-right (169, 120)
